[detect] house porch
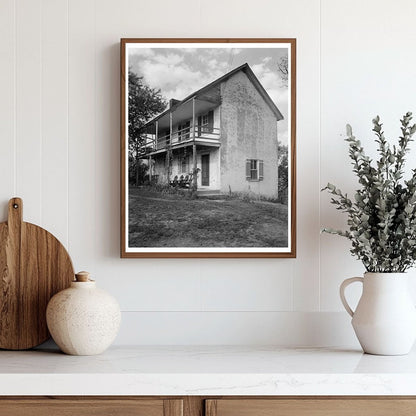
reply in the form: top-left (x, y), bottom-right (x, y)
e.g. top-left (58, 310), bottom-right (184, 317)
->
top-left (149, 145), bottom-right (221, 191)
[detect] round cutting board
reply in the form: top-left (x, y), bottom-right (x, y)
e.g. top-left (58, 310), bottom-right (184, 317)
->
top-left (0, 198), bottom-right (74, 350)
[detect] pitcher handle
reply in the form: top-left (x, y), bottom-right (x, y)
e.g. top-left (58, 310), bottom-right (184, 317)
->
top-left (340, 277), bottom-right (363, 317)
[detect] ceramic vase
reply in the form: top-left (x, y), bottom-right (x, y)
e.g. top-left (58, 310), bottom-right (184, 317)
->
top-left (46, 271), bottom-right (121, 355)
top-left (340, 272), bottom-right (416, 355)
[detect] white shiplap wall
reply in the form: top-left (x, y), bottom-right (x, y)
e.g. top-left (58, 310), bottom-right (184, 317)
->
top-left (1, 0), bottom-right (415, 346)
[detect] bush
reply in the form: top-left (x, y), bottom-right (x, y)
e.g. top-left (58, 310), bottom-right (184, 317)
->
top-left (226, 190), bottom-right (280, 204)
top-left (143, 183), bottom-right (197, 199)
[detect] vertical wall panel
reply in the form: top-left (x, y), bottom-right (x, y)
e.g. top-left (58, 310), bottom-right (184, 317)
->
top-left (200, 259), bottom-right (293, 311)
top-left (68, 0), bottom-right (96, 272)
top-left (199, 0), bottom-right (321, 311)
top-left (5, 0), bottom-right (414, 344)
top-left (284, 1), bottom-right (320, 312)
top-left (15, 0), bottom-right (42, 225)
top-left (320, 0), bottom-right (416, 311)
top-left (0, 0), bottom-right (16, 219)
top-left (95, 0), bottom-right (202, 259)
top-left (93, 0), bottom-right (205, 311)
top-left (116, 311), bottom-right (358, 346)
top-left (41, 0), bottom-right (69, 246)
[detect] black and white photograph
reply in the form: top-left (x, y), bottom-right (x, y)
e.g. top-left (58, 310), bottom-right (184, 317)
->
top-left (121, 39), bottom-right (296, 257)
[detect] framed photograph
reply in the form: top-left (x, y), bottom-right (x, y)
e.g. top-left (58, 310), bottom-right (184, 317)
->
top-left (121, 38), bottom-right (296, 258)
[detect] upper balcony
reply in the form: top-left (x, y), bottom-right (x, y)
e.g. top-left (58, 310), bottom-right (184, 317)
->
top-left (137, 94), bottom-right (222, 157)
top-left (142, 124), bottom-right (221, 155)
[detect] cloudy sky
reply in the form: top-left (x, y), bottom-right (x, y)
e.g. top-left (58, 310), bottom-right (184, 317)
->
top-left (128, 45), bottom-right (289, 143)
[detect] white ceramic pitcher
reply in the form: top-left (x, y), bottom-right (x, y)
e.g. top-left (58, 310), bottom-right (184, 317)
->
top-left (340, 272), bottom-right (416, 355)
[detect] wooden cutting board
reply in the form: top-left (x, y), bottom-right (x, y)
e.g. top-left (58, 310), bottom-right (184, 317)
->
top-left (0, 197), bottom-right (74, 350)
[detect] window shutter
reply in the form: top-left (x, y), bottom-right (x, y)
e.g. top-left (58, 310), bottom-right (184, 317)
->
top-left (259, 160), bottom-right (264, 181)
top-left (207, 110), bottom-right (214, 132)
top-left (246, 160), bottom-right (251, 180)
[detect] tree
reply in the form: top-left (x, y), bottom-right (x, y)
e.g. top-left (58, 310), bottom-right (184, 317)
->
top-left (128, 154), bottom-right (149, 185)
top-left (128, 70), bottom-right (166, 186)
top-left (277, 56), bottom-right (288, 87)
top-left (278, 141), bottom-right (289, 204)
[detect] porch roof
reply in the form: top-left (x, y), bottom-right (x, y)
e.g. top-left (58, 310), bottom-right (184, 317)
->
top-left (142, 97), bottom-right (219, 133)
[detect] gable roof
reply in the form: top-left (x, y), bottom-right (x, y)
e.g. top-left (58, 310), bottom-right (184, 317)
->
top-left (142, 63), bottom-right (284, 128)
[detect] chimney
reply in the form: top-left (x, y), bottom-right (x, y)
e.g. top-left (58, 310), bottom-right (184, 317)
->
top-left (169, 98), bottom-right (180, 109)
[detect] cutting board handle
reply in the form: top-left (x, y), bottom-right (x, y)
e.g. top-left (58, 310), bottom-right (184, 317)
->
top-left (0, 197), bottom-right (75, 350)
top-left (8, 197), bottom-right (23, 232)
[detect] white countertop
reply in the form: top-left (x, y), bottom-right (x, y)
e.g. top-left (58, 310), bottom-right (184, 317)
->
top-left (1, 345), bottom-right (416, 396)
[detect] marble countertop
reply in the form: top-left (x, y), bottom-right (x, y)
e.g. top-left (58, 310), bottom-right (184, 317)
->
top-left (1, 345), bottom-right (416, 396)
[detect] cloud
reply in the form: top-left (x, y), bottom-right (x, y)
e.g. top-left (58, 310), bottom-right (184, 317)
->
top-left (278, 125), bottom-right (289, 145)
top-left (131, 49), bottom-right (235, 101)
top-left (128, 48), bottom-right (289, 138)
top-left (180, 48), bottom-right (197, 53)
top-left (152, 53), bottom-right (184, 66)
top-left (139, 59), bottom-right (204, 99)
top-left (251, 58), bottom-right (289, 142)
top-left (129, 48), bottom-right (155, 58)
top-left (206, 57), bottom-right (228, 73)
top-left (204, 48), bottom-right (227, 57)
top-left (251, 60), bottom-right (287, 105)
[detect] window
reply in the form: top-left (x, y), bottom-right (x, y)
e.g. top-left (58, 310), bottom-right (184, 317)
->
top-left (198, 110), bottom-right (214, 135)
top-left (250, 159), bottom-right (258, 180)
top-left (246, 159), bottom-right (264, 181)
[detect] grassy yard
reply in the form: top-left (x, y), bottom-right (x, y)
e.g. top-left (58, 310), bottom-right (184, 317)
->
top-left (128, 188), bottom-right (288, 248)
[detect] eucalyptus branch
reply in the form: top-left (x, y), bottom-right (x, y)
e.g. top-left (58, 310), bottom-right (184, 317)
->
top-left (322, 113), bottom-right (416, 273)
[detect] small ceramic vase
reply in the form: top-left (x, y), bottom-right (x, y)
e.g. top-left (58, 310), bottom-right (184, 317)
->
top-left (46, 271), bottom-right (121, 355)
top-left (340, 272), bottom-right (416, 355)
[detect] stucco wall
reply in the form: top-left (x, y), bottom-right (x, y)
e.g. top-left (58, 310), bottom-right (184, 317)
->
top-left (153, 156), bottom-right (168, 183)
top-left (152, 147), bottom-right (220, 190)
top-left (170, 152), bottom-right (193, 180)
top-left (219, 70), bottom-right (279, 197)
top-left (153, 154), bottom-right (184, 185)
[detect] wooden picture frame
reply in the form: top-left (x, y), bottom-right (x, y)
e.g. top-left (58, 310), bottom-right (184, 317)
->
top-left (121, 38), bottom-right (296, 258)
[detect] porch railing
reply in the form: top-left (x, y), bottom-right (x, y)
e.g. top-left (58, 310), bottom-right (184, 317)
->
top-left (140, 125), bottom-right (220, 154)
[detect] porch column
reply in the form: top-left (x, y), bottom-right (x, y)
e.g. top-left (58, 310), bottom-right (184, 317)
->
top-left (149, 155), bottom-right (152, 182)
top-left (155, 120), bottom-right (158, 150)
top-left (192, 97), bottom-right (197, 190)
top-left (168, 112), bottom-right (173, 184)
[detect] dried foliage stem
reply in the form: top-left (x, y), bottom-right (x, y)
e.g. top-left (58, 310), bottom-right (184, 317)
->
top-left (322, 112), bottom-right (416, 273)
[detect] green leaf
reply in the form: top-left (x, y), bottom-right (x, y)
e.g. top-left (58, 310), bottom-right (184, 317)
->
top-left (323, 112), bottom-right (416, 272)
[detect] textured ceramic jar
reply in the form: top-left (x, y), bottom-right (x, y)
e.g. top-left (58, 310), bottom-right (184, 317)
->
top-left (46, 271), bottom-right (121, 355)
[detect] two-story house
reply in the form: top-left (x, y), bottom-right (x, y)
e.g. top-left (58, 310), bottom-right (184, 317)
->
top-left (138, 63), bottom-right (284, 197)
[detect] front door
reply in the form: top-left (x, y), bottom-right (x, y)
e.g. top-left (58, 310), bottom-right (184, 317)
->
top-left (201, 154), bottom-right (210, 186)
